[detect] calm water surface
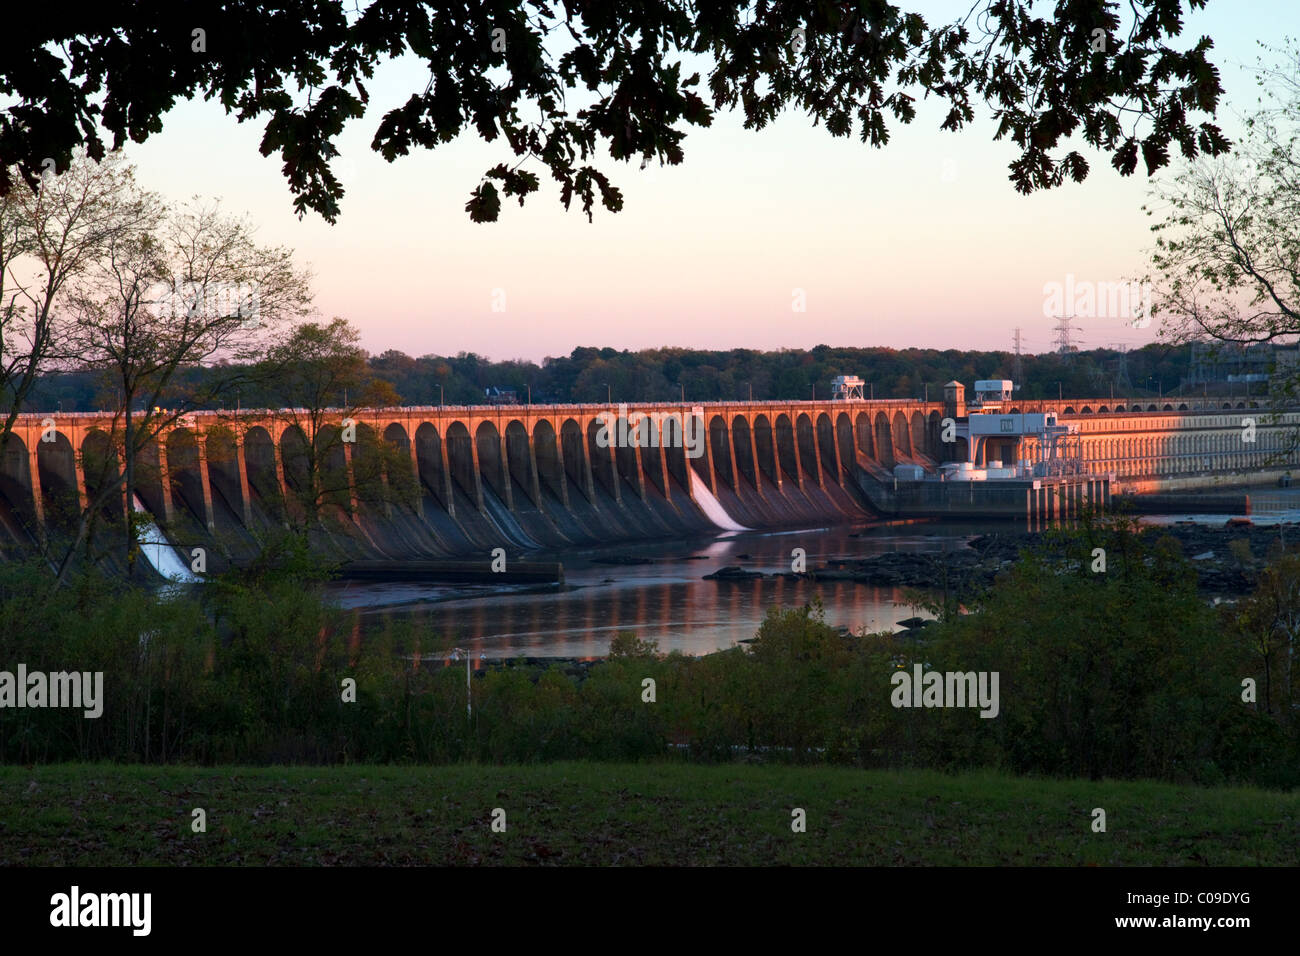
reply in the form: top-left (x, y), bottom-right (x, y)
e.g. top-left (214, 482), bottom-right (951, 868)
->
top-left (326, 520), bottom-right (985, 659)
top-left (328, 489), bottom-right (1298, 659)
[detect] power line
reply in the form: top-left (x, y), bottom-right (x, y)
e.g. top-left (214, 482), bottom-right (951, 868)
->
top-left (1108, 342), bottom-right (1132, 391)
top-left (1053, 314), bottom-right (1079, 358)
top-left (1012, 328), bottom-right (1024, 388)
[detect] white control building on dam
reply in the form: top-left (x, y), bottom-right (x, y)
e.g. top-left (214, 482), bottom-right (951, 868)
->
top-left (858, 380), bottom-right (1300, 520)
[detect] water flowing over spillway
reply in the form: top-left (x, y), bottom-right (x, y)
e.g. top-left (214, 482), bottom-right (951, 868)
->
top-left (689, 468), bottom-right (749, 531)
top-left (133, 495), bottom-right (201, 583)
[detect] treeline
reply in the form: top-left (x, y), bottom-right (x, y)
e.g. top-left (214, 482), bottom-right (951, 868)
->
top-left (2, 520), bottom-right (1296, 789)
top-left (28, 343), bottom-right (1199, 412)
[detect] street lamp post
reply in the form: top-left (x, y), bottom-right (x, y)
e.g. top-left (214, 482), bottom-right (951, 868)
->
top-left (451, 648), bottom-right (472, 720)
top-left (604, 383), bottom-right (611, 404)
top-left (438, 383), bottom-right (443, 408)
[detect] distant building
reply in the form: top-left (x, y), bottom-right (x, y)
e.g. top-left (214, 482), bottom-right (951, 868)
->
top-left (1184, 341), bottom-right (1300, 389)
top-left (484, 386), bottom-right (518, 405)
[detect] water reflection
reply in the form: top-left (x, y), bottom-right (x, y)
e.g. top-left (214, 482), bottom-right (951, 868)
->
top-left (327, 502), bottom-right (1300, 658)
top-left (328, 522), bottom-right (972, 659)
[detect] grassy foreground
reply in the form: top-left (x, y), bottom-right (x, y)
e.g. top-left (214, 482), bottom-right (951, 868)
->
top-left (1, 763), bottom-right (1296, 866)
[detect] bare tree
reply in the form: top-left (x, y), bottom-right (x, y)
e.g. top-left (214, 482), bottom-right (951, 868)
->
top-left (57, 197), bottom-right (313, 584)
top-left (0, 152), bottom-right (153, 459)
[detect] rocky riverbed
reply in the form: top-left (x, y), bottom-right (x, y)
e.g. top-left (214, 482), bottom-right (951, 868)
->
top-left (702, 521), bottom-right (1300, 597)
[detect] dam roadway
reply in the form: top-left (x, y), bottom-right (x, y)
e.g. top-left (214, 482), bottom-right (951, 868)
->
top-left (1, 397), bottom-right (1298, 570)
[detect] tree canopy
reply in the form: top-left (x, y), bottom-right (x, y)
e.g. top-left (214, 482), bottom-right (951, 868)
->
top-left (28, 340), bottom-right (1209, 411)
top-left (1, 1), bottom-right (1230, 223)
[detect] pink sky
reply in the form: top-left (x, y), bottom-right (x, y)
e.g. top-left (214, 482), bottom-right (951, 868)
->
top-left (113, 1), bottom-right (1291, 363)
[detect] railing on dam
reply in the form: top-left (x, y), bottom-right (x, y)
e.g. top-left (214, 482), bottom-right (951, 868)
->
top-left (9, 397), bottom-right (937, 421)
top-left (9, 389), bottom-right (1291, 424)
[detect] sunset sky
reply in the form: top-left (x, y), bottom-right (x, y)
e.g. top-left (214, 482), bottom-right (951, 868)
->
top-left (113, 1), bottom-right (1294, 363)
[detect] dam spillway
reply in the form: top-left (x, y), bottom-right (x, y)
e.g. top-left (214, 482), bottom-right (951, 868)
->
top-left (1, 397), bottom-right (1298, 574)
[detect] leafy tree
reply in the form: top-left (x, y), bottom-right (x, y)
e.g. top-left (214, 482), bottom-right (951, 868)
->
top-left (1235, 550), bottom-right (1300, 717)
top-left (1146, 41), bottom-right (1300, 393)
top-left (926, 517), bottom-right (1254, 783)
top-left (258, 317), bottom-right (410, 528)
top-left (1, 2), bottom-right (1229, 223)
top-left (0, 152), bottom-right (152, 458)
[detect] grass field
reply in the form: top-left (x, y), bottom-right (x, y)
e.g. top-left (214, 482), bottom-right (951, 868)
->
top-left (1, 762), bottom-right (1295, 866)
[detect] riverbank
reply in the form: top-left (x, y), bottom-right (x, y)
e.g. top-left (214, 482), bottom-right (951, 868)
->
top-left (703, 520), bottom-right (1297, 597)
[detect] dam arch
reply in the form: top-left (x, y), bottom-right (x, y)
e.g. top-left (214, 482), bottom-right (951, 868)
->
top-left (381, 423), bottom-right (418, 502)
top-left (753, 415), bottom-right (778, 486)
top-left (133, 437), bottom-right (168, 523)
top-left (817, 413), bottom-right (839, 484)
top-left (82, 430), bottom-right (121, 523)
top-left (168, 428), bottom-right (208, 525)
top-left (892, 411), bottom-right (911, 458)
top-left (313, 423), bottom-right (351, 512)
top-left (349, 422), bottom-right (388, 507)
top-left (875, 412), bottom-right (894, 466)
top-left (910, 411), bottom-right (926, 458)
top-left (612, 414), bottom-right (644, 499)
top-left (709, 415), bottom-right (733, 492)
top-left (502, 420), bottom-right (539, 507)
top-left (0, 433), bottom-right (38, 535)
top-left (475, 421), bottom-right (510, 508)
top-left (204, 426), bottom-right (245, 520)
top-left (731, 415), bottom-right (757, 491)
top-left (836, 413), bottom-right (855, 483)
top-left (532, 419), bottom-right (566, 504)
top-left (444, 421), bottom-right (482, 509)
top-left (414, 422), bottom-right (452, 511)
top-left (796, 413), bottom-right (820, 486)
top-left (560, 419), bottom-right (593, 503)
top-left (243, 426), bottom-right (285, 518)
top-left (855, 411), bottom-right (874, 458)
top-left (586, 419), bottom-right (621, 499)
top-left (928, 411), bottom-right (942, 458)
top-left (775, 414), bottom-right (799, 484)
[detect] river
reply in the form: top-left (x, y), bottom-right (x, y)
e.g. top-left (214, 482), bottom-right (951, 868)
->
top-left (328, 518), bottom-right (1012, 659)
top-left (318, 486), bottom-right (1300, 660)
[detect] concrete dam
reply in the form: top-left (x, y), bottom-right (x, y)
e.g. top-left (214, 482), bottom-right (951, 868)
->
top-left (2, 396), bottom-right (1298, 573)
